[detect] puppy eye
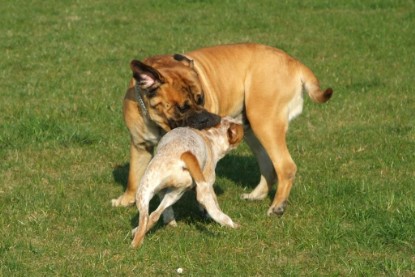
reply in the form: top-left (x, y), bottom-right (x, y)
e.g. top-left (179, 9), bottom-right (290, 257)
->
top-left (177, 102), bottom-right (191, 113)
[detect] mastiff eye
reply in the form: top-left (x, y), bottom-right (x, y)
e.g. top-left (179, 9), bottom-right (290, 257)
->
top-left (196, 94), bottom-right (204, 105)
top-left (177, 102), bottom-right (191, 113)
top-left (146, 88), bottom-right (158, 98)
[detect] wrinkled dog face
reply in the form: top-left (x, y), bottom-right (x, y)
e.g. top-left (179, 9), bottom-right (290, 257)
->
top-left (130, 55), bottom-right (220, 131)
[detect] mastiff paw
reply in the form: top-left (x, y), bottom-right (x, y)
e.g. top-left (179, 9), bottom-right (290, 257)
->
top-left (267, 201), bottom-right (287, 217)
top-left (111, 194), bottom-right (135, 207)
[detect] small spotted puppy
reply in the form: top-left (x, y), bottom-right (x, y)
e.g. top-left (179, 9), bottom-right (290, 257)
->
top-left (131, 116), bottom-right (244, 248)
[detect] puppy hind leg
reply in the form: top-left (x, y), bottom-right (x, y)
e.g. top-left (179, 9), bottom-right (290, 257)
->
top-left (132, 188), bottom-right (188, 248)
top-left (241, 128), bottom-right (276, 201)
top-left (147, 188), bottom-right (187, 231)
top-left (131, 200), bottom-right (149, 248)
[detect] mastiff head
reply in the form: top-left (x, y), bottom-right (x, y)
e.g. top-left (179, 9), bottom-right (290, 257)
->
top-left (130, 54), bottom-right (220, 132)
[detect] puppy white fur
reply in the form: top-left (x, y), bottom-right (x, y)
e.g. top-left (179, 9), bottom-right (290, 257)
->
top-left (131, 117), bottom-right (244, 248)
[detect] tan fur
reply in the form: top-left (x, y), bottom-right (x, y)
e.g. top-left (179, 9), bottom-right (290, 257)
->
top-left (228, 123), bottom-right (244, 145)
top-left (112, 43), bottom-right (332, 216)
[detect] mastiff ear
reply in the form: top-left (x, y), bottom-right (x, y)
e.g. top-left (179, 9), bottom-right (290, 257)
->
top-left (130, 60), bottom-right (164, 90)
top-left (173, 54), bottom-right (194, 68)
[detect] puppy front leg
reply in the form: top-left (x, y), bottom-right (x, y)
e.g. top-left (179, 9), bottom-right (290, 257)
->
top-left (196, 182), bottom-right (239, 228)
top-left (112, 143), bottom-right (153, 207)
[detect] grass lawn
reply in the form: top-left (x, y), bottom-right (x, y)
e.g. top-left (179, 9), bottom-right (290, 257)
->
top-left (1, 0), bottom-right (414, 275)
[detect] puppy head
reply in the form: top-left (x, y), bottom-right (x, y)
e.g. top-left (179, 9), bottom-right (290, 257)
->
top-left (130, 56), bottom-right (220, 132)
top-left (206, 117), bottom-right (244, 153)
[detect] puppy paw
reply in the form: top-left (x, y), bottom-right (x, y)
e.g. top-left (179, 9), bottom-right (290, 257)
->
top-left (111, 194), bottom-right (135, 207)
top-left (231, 222), bottom-right (241, 229)
top-left (131, 227), bottom-right (138, 237)
top-left (240, 192), bottom-right (267, 201)
top-left (221, 218), bottom-right (240, 229)
top-left (131, 237), bottom-right (144, 249)
top-left (166, 219), bottom-right (177, 228)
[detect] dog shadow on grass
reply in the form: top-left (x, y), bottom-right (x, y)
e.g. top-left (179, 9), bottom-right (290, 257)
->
top-left (112, 153), bottom-right (261, 193)
top-left (112, 153), bottom-right (270, 234)
top-left (127, 190), bottom-right (222, 237)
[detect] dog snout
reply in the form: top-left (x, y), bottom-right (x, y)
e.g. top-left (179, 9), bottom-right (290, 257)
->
top-left (187, 110), bottom-right (221, 130)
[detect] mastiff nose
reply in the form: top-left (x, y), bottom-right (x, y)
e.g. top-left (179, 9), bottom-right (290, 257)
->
top-left (188, 110), bottom-right (221, 130)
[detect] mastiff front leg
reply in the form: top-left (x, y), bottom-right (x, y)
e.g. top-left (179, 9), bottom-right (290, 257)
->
top-left (112, 142), bottom-right (152, 207)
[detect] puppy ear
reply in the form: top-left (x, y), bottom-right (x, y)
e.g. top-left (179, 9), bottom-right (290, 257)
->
top-left (227, 123), bottom-right (244, 145)
top-left (130, 60), bottom-right (164, 90)
top-left (173, 54), bottom-right (194, 69)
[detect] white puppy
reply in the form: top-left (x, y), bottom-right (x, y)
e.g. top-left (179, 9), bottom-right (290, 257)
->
top-left (131, 117), bottom-right (244, 248)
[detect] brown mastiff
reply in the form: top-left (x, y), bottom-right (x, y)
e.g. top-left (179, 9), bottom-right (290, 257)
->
top-left (112, 43), bottom-right (333, 216)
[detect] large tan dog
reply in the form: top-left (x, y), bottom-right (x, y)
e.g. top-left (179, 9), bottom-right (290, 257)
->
top-left (112, 43), bottom-right (333, 216)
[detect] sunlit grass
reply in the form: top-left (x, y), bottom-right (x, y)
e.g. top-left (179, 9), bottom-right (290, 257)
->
top-left (1, 0), bottom-right (414, 275)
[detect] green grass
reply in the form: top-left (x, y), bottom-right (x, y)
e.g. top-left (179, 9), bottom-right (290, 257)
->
top-left (1, 0), bottom-right (414, 275)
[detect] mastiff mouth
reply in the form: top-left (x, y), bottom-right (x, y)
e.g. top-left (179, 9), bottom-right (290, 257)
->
top-left (168, 110), bottom-right (221, 130)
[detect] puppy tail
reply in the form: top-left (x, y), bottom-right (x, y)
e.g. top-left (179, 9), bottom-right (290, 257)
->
top-left (300, 65), bottom-right (333, 103)
top-left (180, 151), bottom-right (206, 183)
